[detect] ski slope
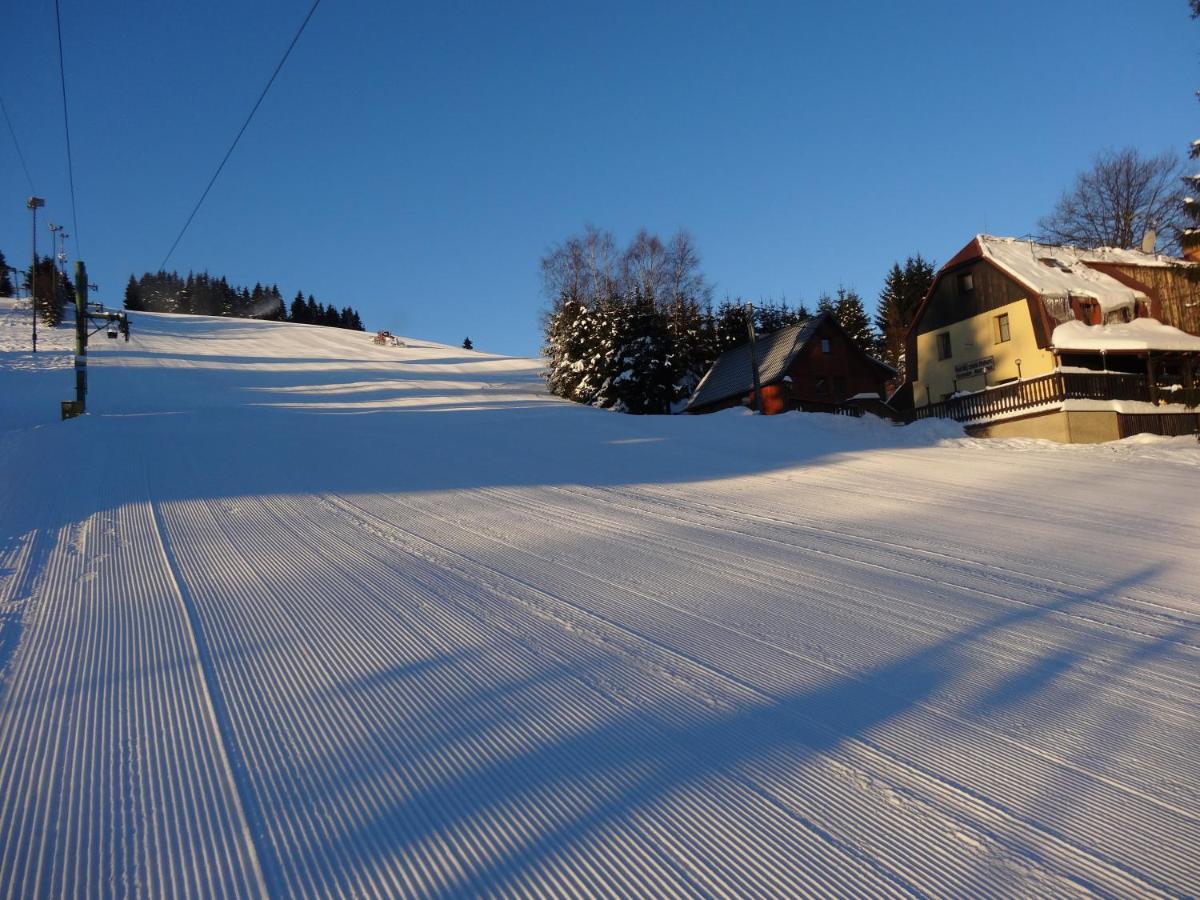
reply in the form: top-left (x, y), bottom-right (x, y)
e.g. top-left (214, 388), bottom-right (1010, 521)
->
top-left (1, 300), bottom-right (1199, 898)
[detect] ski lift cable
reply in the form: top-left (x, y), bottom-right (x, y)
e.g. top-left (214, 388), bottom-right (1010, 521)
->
top-left (158, 0), bottom-right (322, 271)
top-left (54, 0), bottom-right (82, 257)
top-left (0, 93), bottom-right (36, 194)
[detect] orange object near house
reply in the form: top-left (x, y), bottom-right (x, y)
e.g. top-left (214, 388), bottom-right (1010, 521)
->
top-left (757, 383), bottom-right (790, 415)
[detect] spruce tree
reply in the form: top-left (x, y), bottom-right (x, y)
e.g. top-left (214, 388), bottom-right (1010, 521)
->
top-left (268, 286), bottom-right (286, 321)
top-left (543, 295), bottom-right (600, 402)
top-left (124, 275), bottom-right (142, 310)
top-left (666, 297), bottom-right (708, 406)
top-left (714, 299), bottom-right (751, 352)
top-left (875, 255), bottom-right (934, 377)
top-left (831, 287), bottom-right (878, 354)
top-left (462, 337), bottom-right (473, 350)
top-left (593, 290), bottom-right (646, 411)
top-left (617, 291), bottom-right (674, 413)
top-left (289, 291), bottom-right (306, 322)
top-left (24, 256), bottom-right (65, 326)
top-left (0, 251), bottom-right (12, 297)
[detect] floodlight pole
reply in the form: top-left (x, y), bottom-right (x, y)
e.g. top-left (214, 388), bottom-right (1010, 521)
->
top-left (27, 197), bottom-right (44, 352)
top-left (745, 302), bottom-right (762, 413)
top-left (48, 224), bottom-right (60, 325)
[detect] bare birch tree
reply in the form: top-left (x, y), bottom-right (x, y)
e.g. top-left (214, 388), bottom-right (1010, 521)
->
top-left (664, 230), bottom-right (712, 305)
top-left (620, 229), bottom-right (669, 300)
top-left (540, 225), bottom-right (618, 307)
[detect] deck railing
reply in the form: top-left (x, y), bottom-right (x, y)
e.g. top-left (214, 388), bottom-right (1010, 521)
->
top-left (909, 371), bottom-right (1198, 424)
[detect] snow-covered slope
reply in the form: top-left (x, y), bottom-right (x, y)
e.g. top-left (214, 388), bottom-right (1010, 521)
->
top-left (1, 301), bottom-right (1198, 897)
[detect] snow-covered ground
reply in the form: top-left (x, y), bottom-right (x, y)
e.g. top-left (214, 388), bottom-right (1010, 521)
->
top-left (1, 299), bottom-right (1198, 897)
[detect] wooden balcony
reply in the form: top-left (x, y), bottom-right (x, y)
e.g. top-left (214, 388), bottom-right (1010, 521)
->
top-left (911, 371), bottom-right (1200, 425)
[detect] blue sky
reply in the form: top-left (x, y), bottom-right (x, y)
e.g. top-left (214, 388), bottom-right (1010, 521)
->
top-left (2, 1), bottom-right (1195, 356)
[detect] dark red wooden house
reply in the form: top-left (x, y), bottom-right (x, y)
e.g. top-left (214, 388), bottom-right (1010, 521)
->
top-left (685, 313), bottom-right (895, 415)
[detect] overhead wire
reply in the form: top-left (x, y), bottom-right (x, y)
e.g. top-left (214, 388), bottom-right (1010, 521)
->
top-left (158, 0), bottom-right (322, 271)
top-left (0, 93), bottom-right (36, 194)
top-left (54, 0), bottom-right (82, 257)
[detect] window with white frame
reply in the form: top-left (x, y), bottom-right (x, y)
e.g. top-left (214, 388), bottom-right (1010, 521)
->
top-left (994, 313), bottom-right (1011, 343)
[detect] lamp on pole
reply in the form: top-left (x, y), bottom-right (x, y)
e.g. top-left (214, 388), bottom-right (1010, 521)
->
top-left (1015, 358), bottom-right (1023, 381)
top-left (55, 228), bottom-right (69, 277)
top-left (26, 197), bottom-right (45, 353)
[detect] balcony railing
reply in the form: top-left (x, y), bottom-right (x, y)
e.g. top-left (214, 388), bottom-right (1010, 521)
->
top-left (911, 371), bottom-right (1199, 424)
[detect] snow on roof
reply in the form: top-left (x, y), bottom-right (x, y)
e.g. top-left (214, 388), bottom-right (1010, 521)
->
top-left (1051, 318), bottom-right (1200, 353)
top-left (977, 236), bottom-right (1146, 314)
top-left (1073, 245), bottom-right (1190, 269)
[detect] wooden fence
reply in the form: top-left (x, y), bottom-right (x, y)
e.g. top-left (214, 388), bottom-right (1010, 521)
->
top-left (1117, 412), bottom-right (1200, 439)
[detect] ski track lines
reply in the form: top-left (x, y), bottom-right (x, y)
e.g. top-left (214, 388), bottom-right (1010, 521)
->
top-left (3, 479), bottom-right (1196, 896)
top-left (319, 487), bottom-right (1200, 897)
top-left (148, 485), bottom-right (912, 898)
top-left (0, 487), bottom-right (263, 896)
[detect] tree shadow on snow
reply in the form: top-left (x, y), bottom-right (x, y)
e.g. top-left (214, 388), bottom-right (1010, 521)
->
top-left (252, 563), bottom-right (1196, 897)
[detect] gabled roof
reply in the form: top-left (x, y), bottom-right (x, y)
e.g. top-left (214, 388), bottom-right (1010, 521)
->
top-left (685, 313), bottom-right (893, 412)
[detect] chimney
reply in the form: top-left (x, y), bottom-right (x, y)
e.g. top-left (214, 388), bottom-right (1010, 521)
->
top-left (1140, 226), bottom-right (1157, 255)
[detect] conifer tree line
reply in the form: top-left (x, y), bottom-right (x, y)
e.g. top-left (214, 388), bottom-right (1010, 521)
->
top-left (0, 250), bottom-right (75, 327)
top-left (541, 226), bottom-right (934, 413)
top-left (123, 270), bottom-right (365, 331)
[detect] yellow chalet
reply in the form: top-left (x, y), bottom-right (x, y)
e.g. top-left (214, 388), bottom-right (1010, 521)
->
top-left (905, 235), bottom-right (1200, 442)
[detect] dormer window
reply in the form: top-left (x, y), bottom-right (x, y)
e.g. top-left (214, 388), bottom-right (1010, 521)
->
top-left (1072, 298), bottom-right (1101, 325)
